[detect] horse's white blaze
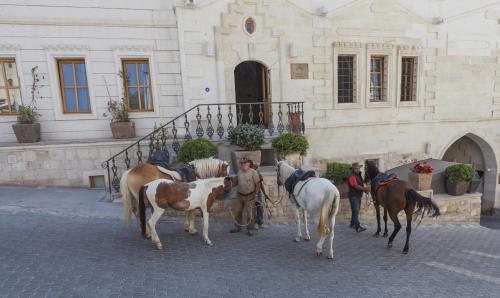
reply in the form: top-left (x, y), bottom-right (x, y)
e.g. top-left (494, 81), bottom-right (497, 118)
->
top-left (278, 160), bottom-right (340, 259)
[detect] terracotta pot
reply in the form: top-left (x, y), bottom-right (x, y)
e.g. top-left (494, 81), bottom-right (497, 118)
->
top-left (445, 180), bottom-right (470, 196)
top-left (408, 172), bottom-right (432, 191)
top-left (231, 150), bottom-right (261, 172)
top-left (285, 152), bottom-right (302, 168)
top-left (12, 123), bottom-right (41, 143)
top-left (110, 121), bottom-right (136, 139)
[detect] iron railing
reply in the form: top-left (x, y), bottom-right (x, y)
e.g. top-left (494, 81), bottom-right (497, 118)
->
top-left (102, 101), bottom-right (305, 194)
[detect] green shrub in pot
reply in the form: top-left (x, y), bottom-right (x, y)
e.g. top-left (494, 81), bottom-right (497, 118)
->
top-left (271, 132), bottom-right (309, 156)
top-left (444, 164), bottom-right (474, 196)
top-left (178, 139), bottom-right (218, 163)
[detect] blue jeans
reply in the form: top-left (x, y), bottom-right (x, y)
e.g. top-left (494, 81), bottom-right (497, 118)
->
top-left (349, 196), bottom-right (362, 228)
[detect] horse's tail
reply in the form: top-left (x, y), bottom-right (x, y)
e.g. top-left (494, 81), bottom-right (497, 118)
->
top-left (120, 169), bottom-right (133, 225)
top-left (138, 185), bottom-right (147, 237)
top-left (317, 188), bottom-right (337, 237)
top-left (406, 189), bottom-right (441, 218)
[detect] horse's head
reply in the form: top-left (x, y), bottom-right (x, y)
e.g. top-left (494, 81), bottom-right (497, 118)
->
top-left (365, 161), bottom-right (379, 180)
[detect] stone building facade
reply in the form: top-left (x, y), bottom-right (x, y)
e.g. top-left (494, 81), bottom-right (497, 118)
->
top-left (1, 0), bottom-right (500, 211)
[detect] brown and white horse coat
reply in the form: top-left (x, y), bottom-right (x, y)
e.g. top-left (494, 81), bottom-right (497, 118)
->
top-left (139, 177), bottom-right (231, 250)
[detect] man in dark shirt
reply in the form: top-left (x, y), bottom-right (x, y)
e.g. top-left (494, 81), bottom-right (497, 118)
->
top-left (347, 162), bottom-right (370, 232)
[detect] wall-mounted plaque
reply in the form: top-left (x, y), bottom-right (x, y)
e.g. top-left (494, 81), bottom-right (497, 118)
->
top-left (291, 63), bottom-right (308, 79)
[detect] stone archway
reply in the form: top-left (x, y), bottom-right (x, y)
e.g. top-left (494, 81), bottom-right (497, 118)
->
top-left (233, 61), bottom-right (271, 127)
top-left (441, 133), bottom-right (497, 213)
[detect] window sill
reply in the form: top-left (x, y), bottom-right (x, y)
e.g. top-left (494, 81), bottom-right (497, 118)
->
top-left (128, 110), bottom-right (158, 119)
top-left (397, 101), bottom-right (420, 107)
top-left (54, 112), bottom-right (98, 121)
top-left (366, 101), bottom-right (393, 108)
top-left (0, 114), bottom-right (18, 123)
top-left (333, 102), bottom-right (362, 110)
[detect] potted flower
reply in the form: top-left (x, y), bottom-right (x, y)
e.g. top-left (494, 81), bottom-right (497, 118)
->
top-left (12, 66), bottom-right (43, 143)
top-left (177, 138), bottom-right (218, 163)
top-left (325, 162), bottom-right (351, 198)
top-left (408, 160), bottom-right (433, 191)
top-left (104, 72), bottom-right (135, 139)
top-left (444, 164), bottom-right (474, 196)
top-left (228, 123), bottom-right (264, 171)
top-left (272, 132), bottom-right (309, 168)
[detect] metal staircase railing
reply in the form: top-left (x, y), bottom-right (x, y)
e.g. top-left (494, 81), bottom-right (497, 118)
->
top-left (101, 101), bottom-right (305, 195)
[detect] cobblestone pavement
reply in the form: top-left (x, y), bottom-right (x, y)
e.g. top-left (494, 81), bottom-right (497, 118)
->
top-left (1, 186), bottom-right (500, 298)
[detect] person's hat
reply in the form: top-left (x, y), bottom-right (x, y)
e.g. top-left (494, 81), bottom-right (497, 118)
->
top-left (239, 157), bottom-right (250, 164)
top-left (351, 162), bottom-right (362, 169)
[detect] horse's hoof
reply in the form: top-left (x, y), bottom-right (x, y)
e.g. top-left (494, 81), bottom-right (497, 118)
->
top-left (387, 242), bottom-right (393, 249)
top-left (383, 233), bottom-right (388, 238)
top-left (402, 250), bottom-right (409, 255)
top-left (205, 241), bottom-right (213, 247)
top-left (316, 251), bottom-right (323, 257)
top-left (304, 236), bottom-right (311, 241)
top-left (327, 252), bottom-right (334, 259)
top-left (156, 244), bottom-right (164, 250)
top-left (373, 232), bottom-right (380, 238)
top-left (189, 230), bottom-right (198, 235)
top-left (294, 237), bottom-right (302, 242)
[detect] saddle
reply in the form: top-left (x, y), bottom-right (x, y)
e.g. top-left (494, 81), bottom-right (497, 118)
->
top-left (372, 173), bottom-right (399, 194)
top-left (149, 150), bottom-right (197, 182)
top-left (284, 169), bottom-right (316, 197)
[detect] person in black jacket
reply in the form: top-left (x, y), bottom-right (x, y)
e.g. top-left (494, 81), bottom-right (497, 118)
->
top-left (347, 162), bottom-right (370, 232)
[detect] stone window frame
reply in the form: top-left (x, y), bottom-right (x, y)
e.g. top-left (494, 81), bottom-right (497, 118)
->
top-left (0, 44), bottom-right (27, 123)
top-left (396, 45), bottom-right (424, 108)
top-left (112, 46), bottom-right (160, 119)
top-left (332, 42), bottom-right (363, 110)
top-left (365, 43), bottom-right (396, 109)
top-left (45, 45), bottom-right (99, 121)
top-left (57, 58), bottom-right (92, 114)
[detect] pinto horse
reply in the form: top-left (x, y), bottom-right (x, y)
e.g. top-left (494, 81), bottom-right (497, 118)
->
top-left (365, 162), bottom-right (440, 254)
top-left (277, 160), bottom-right (340, 259)
top-left (120, 158), bottom-right (230, 237)
top-left (139, 177), bottom-right (232, 249)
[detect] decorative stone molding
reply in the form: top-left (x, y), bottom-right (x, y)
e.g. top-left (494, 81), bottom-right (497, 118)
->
top-left (110, 45), bottom-right (155, 52)
top-left (0, 44), bottom-right (21, 51)
top-left (333, 41), bottom-right (364, 48)
top-left (398, 44), bottom-right (424, 50)
top-left (366, 43), bottom-right (395, 50)
top-left (42, 44), bottom-right (90, 51)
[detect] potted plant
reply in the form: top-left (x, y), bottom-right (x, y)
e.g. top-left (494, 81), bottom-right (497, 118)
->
top-left (228, 123), bottom-right (264, 171)
top-left (178, 139), bottom-right (218, 163)
top-left (272, 132), bottom-right (309, 168)
top-left (444, 164), bottom-right (474, 196)
top-left (104, 72), bottom-right (135, 139)
top-left (325, 162), bottom-right (351, 198)
top-left (12, 66), bottom-right (43, 143)
top-left (408, 160), bottom-right (433, 191)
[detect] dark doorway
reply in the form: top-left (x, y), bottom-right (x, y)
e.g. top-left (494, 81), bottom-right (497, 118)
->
top-left (234, 61), bottom-right (270, 127)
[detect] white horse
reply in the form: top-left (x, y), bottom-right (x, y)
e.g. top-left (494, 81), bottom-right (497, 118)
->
top-left (277, 160), bottom-right (340, 259)
top-left (138, 177), bottom-right (232, 250)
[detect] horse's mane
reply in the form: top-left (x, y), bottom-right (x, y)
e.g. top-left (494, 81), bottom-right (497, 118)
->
top-left (366, 162), bottom-right (380, 180)
top-left (279, 160), bottom-right (296, 181)
top-left (189, 157), bottom-right (228, 178)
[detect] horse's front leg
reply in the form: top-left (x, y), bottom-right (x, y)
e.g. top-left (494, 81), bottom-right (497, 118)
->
top-left (303, 210), bottom-right (311, 241)
top-left (294, 208), bottom-right (303, 242)
top-left (201, 209), bottom-right (212, 246)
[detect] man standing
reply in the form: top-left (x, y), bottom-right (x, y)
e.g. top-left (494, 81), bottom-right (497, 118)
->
top-left (347, 162), bottom-right (370, 232)
top-left (230, 157), bottom-right (261, 236)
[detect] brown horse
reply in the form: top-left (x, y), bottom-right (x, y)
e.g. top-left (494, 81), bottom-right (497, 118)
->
top-left (365, 162), bottom-right (440, 254)
top-left (120, 158), bottom-right (230, 237)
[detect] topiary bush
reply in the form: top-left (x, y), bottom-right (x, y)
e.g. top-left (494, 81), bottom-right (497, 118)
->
top-left (228, 124), bottom-right (264, 151)
top-left (325, 162), bottom-right (352, 184)
top-left (445, 164), bottom-right (474, 183)
top-left (178, 138), bottom-right (218, 163)
top-left (272, 132), bottom-right (309, 156)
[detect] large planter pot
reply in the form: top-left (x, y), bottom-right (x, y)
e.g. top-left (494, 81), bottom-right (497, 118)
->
top-left (110, 121), bottom-right (136, 139)
top-left (12, 123), bottom-right (41, 143)
top-left (446, 180), bottom-right (470, 196)
top-left (231, 150), bottom-right (261, 172)
top-left (408, 172), bottom-right (432, 191)
top-left (285, 152), bottom-right (302, 168)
